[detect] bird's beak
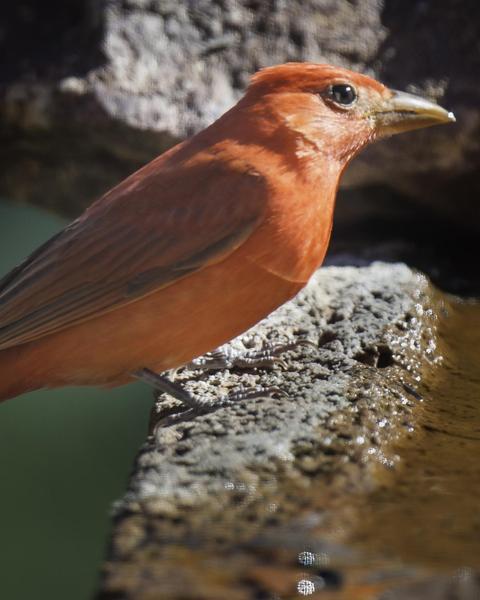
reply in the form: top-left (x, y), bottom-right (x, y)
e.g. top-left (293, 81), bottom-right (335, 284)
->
top-left (373, 89), bottom-right (456, 136)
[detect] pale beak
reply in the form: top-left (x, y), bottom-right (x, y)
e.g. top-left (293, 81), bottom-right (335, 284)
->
top-left (373, 89), bottom-right (456, 136)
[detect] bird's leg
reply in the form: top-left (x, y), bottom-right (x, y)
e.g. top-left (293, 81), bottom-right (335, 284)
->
top-left (132, 367), bottom-right (285, 426)
top-left (132, 338), bottom-right (314, 427)
top-left (133, 368), bottom-right (199, 407)
top-left (187, 338), bottom-right (316, 372)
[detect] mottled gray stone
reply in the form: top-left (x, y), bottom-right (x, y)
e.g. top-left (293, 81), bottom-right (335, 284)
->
top-left (119, 263), bottom-right (415, 506)
top-left (98, 263), bottom-right (442, 599)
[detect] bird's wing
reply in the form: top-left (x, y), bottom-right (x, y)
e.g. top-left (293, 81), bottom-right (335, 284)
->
top-left (0, 152), bottom-right (266, 350)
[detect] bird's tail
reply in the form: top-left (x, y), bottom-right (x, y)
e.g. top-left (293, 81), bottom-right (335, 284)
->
top-left (0, 346), bottom-right (40, 402)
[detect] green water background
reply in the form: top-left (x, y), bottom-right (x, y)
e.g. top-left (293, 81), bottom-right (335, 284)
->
top-left (0, 200), bottom-right (153, 599)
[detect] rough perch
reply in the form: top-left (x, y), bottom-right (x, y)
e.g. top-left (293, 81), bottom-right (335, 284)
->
top-left (97, 263), bottom-right (474, 599)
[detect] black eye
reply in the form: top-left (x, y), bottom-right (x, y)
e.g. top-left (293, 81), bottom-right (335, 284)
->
top-left (329, 84), bottom-right (357, 106)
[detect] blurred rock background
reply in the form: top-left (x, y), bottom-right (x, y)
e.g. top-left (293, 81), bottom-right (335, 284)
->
top-left (1, 0), bottom-right (478, 222)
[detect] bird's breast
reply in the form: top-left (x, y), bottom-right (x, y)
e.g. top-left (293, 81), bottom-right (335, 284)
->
top-left (239, 175), bottom-right (337, 283)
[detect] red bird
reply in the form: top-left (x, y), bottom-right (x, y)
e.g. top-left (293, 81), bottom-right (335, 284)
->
top-left (0, 63), bottom-right (454, 410)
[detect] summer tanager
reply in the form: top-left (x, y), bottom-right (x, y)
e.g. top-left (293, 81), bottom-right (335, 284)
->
top-left (0, 63), bottom-right (454, 406)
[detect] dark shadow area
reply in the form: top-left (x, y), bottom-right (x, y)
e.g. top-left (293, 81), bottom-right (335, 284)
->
top-left (0, 0), bottom-right (105, 83)
top-left (328, 187), bottom-right (480, 298)
top-left (373, 0), bottom-right (480, 102)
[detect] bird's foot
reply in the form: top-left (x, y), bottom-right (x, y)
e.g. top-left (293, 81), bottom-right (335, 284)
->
top-left (186, 337), bottom-right (316, 372)
top-left (132, 367), bottom-right (286, 427)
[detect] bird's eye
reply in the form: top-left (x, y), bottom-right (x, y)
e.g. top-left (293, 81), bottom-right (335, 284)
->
top-left (328, 84), bottom-right (357, 107)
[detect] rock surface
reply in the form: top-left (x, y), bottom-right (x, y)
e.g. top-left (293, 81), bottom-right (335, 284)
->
top-left (1, 0), bottom-right (478, 228)
top-left (97, 262), bottom-right (459, 599)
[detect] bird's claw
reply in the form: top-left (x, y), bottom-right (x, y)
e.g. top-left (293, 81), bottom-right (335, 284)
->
top-left (187, 337), bottom-right (316, 373)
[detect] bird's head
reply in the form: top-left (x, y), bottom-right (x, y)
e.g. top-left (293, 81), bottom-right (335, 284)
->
top-left (243, 63), bottom-right (455, 165)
